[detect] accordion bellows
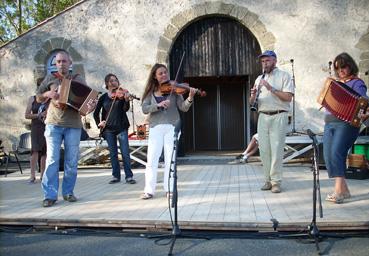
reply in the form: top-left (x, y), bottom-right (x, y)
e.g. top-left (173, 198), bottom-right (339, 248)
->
top-left (59, 78), bottom-right (99, 115)
top-left (317, 78), bottom-right (368, 128)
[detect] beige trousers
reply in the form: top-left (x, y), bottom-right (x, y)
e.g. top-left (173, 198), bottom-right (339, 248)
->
top-left (257, 112), bottom-right (288, 185)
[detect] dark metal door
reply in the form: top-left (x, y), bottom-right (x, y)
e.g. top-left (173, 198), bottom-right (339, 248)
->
top-left (181, 76), bottom-right (247, 151)
top-left (170, 16), bottom-right (261, 152)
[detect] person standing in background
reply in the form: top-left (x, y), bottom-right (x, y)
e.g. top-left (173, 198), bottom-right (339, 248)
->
top-left (24, 77), bottom-right (48, 183)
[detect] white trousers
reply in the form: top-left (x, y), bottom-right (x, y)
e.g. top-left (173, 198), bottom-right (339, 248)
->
top-left (144, 124), bottom-right (175, 195)
top-left (257, 112), bottom-right (288, 185)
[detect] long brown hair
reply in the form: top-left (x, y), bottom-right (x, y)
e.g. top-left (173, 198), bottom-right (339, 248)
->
top-left (333, 52), bottom-right (359, 77)
top-left (104, 73), bottom-right (119, 89)
top-left (141, 63), bottom-right (167, 101)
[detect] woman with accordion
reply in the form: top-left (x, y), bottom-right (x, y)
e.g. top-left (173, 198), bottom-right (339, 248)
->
top-left (323, 52), bottom-right (368, 204)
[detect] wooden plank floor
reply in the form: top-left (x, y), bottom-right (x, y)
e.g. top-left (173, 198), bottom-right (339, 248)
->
top-left (1, 161), bottom-right (369, 231)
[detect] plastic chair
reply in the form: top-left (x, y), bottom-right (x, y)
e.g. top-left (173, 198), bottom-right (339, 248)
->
top-left (5, 132), bottom-right (31, 177)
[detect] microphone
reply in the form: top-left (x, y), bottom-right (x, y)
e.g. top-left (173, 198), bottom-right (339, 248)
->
top-left (306, 129), bottom-right (318, 145)
top-left (174, 119), bottom-right (181, 137)
top-left (290, 59), bottom-right (294, 63)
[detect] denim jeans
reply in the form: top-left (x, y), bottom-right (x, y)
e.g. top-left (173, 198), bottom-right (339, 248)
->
top-left (323, 121), bottom-right (359, 178)
top-left (42, 124), bottom-right (81, 200)
top-left (104, 130), bottom-right (133, 180)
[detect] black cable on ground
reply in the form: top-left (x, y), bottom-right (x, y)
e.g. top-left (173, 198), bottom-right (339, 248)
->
top-left (1, 225), bottom-right (368, 240)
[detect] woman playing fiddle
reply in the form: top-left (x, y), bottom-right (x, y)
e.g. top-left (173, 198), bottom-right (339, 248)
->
top-left (93, 73), bottom-right (136, 184)
top-left (323, 53), bottom-right (368, 204)
top-left (140, 63), bottom-right (196, 199)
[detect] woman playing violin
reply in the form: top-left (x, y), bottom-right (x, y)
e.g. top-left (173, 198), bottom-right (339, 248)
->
top-left (93, 73), bottom-right (136, 185)
top-left (140, 64), bottom-right (196, 200)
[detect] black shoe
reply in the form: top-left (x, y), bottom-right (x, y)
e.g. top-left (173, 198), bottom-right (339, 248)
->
top-left (125, 177), bottom-right (136, 184)
top-left (63, 194), bottom-right (77, 202)
top-left (235, 154), bottom-right (244, 160)
top-left (109, 178), bottom-right (121, 184)
top-left (240, 157), bottom-right (248, 163)
top-left (42, 199), bottom-right (56, 207)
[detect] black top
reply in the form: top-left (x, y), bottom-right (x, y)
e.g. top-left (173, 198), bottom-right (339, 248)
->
top-left (93, 93), bottom-right (130, 134)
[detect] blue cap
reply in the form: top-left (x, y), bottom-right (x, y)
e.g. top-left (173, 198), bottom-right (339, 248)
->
top-left (258, 50), bottom-right (277, 59)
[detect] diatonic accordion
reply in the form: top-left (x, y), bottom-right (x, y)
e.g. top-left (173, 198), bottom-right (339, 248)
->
top-left (317, 78), bottom-right (368, 128)
top-left (58, 78), bottom-right (98, 115)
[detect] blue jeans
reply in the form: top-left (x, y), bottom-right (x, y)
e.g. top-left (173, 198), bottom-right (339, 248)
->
top-left (104, 130), bottom-right (133, 180)
top-left (42, 125), bottom-right (81, 200)
top-left (323, 121), bottom-right (359, 178)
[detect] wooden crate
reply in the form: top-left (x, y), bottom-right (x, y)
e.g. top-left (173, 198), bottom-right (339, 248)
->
top-left (346, 154), bottom-right (368, 169)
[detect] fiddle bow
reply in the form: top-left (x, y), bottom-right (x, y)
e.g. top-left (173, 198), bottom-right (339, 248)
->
top-left (160, 52), bottom-right (206, 97)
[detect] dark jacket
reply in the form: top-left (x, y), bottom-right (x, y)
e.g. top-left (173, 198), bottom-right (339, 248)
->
top-left (93, 93), bottom-right (130, 134)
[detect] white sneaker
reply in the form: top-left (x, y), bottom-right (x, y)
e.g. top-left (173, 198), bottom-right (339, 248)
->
top-left (240, 156), bottom-right (248, 163)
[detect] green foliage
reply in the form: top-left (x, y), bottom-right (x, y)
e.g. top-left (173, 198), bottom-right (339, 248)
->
top-left (0, 0), bottom-right (80, 45)
top-left (34, 0), bottom-right (79, 23)
top-left (0, 0), bottom-right (34, 42)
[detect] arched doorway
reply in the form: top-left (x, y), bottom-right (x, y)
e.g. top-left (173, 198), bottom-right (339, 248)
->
top-left (169, 16), bottom-right (262, 153)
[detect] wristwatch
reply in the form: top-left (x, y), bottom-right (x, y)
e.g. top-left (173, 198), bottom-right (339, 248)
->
top-left (271, 87), bottom-right (277, 93)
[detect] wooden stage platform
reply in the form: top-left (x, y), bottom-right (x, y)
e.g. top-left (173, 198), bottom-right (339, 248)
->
top-left (1, 161), bottom-right (368, 232)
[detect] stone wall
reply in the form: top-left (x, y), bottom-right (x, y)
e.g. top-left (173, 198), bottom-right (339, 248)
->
top-left (0, 0), bottom-right (368, 149)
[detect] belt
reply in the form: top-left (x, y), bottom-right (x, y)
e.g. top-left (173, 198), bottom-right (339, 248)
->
top-left (259, 110), bottom-right (287, 115)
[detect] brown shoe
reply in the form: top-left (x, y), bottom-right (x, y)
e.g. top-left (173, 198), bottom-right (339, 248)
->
top-left (271, 184), bottom-right (281, 193)
top-left (42, 199), bottom-right (56, 207)
top-left (261, 182), bottom-right (272, 190)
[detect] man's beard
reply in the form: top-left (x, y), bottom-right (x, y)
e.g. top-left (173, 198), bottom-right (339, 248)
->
top-left (264, 65), bottom-right (275, 73)
top-left (58, 68), bottom-right (69, 75)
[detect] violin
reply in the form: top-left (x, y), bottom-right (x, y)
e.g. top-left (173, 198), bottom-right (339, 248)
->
top-left (159, 80), bottom-right (206, 97)
top-left (111, 87), bottom-right (140, 100)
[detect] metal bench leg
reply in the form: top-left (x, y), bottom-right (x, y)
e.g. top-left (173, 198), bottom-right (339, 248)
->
top-left (4, 153), bottom-right (23, 176)
top-left (14, 153), bottom-right (22, 174)
top-left (5, 154), bottom-right (9, 177)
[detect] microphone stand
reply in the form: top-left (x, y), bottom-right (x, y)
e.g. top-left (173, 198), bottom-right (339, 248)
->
top-left (147, 120), bottom-right (209, 256)
top-left (282, 129), bottom-right (327, 252)
top-left (130, 98), bottom-right (136, 135)
top-left (307, 129), bottom-right (324, 253)
top-left (290, 59), bottom-right (298, 134)
top-left (287, 59), bottom-right (307, 138)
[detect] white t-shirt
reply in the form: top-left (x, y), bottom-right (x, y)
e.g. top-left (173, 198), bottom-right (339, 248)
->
top-left (255, 67), bottom-right (294, 112)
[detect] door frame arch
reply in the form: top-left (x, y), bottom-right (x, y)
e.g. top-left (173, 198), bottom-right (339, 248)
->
top-left (154, 3), bottom-right (276, 150)
top-left (155, 2), bottom-right (276, 64)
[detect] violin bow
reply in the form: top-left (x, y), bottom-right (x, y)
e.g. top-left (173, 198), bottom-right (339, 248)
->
top-left (99, 88), bottom-right (119, 137)
top-left (170, 51), bottom-right (186, 97)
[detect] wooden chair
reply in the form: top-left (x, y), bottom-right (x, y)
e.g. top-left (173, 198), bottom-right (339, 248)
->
top-left (5, 132), bottom-right (31, 177)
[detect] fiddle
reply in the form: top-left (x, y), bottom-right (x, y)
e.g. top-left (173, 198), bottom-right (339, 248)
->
top-left (111, 86), bottom-right (140, 101)
top-left (159, 80), bottom-right (206, 97)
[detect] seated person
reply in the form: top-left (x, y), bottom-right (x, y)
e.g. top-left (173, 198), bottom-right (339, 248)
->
top-left (235, 133), bottom-right (259, 163)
